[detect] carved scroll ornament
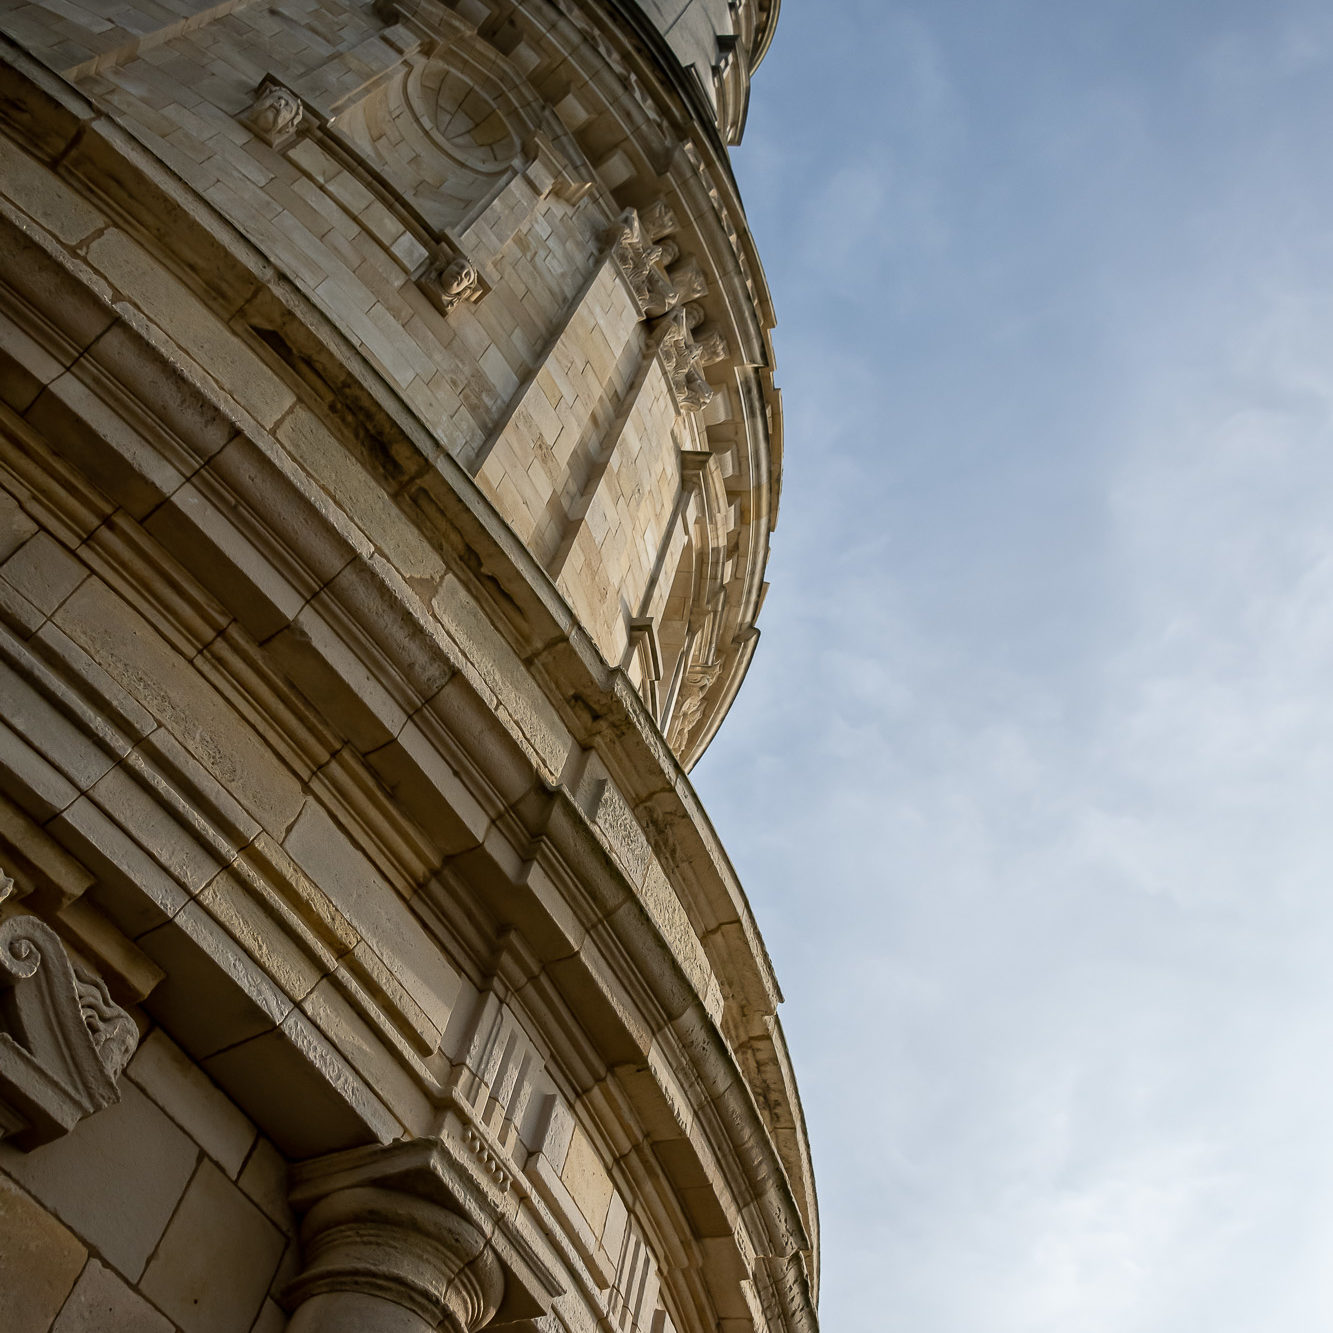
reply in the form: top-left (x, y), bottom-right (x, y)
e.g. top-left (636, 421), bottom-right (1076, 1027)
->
top-left (0, 872), bottom-right (139, 1148)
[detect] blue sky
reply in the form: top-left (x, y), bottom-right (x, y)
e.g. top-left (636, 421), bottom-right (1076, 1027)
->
top-left (694, 3), bottom-right (1333, 1329)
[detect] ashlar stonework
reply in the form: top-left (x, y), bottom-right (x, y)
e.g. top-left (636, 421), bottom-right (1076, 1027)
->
top-left (0, 0), bottom-right (815, 1331)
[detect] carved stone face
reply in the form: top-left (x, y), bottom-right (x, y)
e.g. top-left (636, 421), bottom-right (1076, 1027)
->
top-left (438, 257), bottom-right (478, 297)
top-left (249, 84), bottom-right (302, 141)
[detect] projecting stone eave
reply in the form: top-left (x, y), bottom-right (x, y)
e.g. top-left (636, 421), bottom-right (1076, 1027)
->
top-left (0, 38), bottom-right (818, 1326)
top-left (749, 0), bottom-right (781, 71)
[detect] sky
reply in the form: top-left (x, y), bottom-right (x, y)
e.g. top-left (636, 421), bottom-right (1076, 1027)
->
top-left (692, 3), bottom-right (1333, 1330)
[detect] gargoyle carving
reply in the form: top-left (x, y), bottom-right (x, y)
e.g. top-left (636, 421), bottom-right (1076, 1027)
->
top-left (244, 77), bottom-right (304, 148)
top-left (656, 307), bottom-right (713, 413)
top-left (419, 254), bottom-right (484, 315)
top-left (0, 876), bottom-right (139, 1148)
top-left (609, 209), bottom-right (679, 317)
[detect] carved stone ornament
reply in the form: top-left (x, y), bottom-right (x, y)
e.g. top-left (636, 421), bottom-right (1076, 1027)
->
top-left (655, 307), bottom-right (713, 413)
top-left (243, 77), bottom-right (304, 147)
top-left (0, 874), bottom-right (139, 1148)
top-left (639, 197), bottom-right (678, 241)
top-left (695, 325), bottom-right (730, 366)
top-left (668, 659), bottom-right (722, 749)
top-left (608, 208), bottom-right (678, 318)
top-left (420, 254), bottom-right (484, 316)
top-left (666, 257), bottom-right (709, 304)
top-left (287, 1184), bottom-right (505, 1333)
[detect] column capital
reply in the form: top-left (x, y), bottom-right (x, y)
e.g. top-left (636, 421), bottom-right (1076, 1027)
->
top-left (287, 1181), bottom-right (504, 1332)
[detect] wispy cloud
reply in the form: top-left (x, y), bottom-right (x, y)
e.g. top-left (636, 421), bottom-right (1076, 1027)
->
top-left (701, 3), bottom-right (1333, 1329)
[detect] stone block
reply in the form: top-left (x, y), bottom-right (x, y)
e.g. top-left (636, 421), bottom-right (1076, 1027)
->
top-left (283, 803), bottom-right (461, 1040)
top-left (265, 595), bottom-right (408, 754)
top-left (83, 229), bottom-right (295, 428)
top-left (0, 650), bottom-right (121, 794)
top-left (52, 577), bottom-right (304, 837)
top-left (237, 1134), bottom-right (293, 1232)
top-left (144, 475), bottom-right (306, 643)
top-left (50, 792), bottom-right (192, 938)
top-left (142, 1157), bottom-right (286, 1333)
top-left (204, 435), bottom-right (363, 591)
top-left (0, 133), bottom-right (103, 246)
top-left (561, 1124), bottom-right (614, 1236)
top-left (86, 759), bottom-right (230, 896)
top-left (138, 900), bottom-right (295, 1059)
top-left (31, 620), bottom-right (157, 744)
top-left (202, 1008), bottom-right (400, 1157)
top-left (127, 1028), bottom-right (258, 1178)
top-left (83, 321), bottom-right (237, 465)
top-left (0, 1078), bottom-right (199, 1281)
top-left (1, 532), bottom-right (84, 620)
top-left (0, 1173), bottom-right (86, 1333)
top-left (363, 713), bottom-right (490, 858)
top-left (0, 488), bottom-right (38, 565)
top-left (51, 1258), bottom-right (174, 1333)
top-left (196, 861), bottom-right (335, 1007)
top-left (0, 212), bottom-right (115, 356)
top-left (274, 406), bottom-right (442, 585)
top-left (24, 368), bottom-right (188, 520)
top-left (250, 1300), bottom-right (287, 1333)
top-left (0, 715), bottom-right (81, 821)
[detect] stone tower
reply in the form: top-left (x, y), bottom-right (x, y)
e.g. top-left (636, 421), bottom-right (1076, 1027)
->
top-left (0, 1), bottom-right (815, 1332)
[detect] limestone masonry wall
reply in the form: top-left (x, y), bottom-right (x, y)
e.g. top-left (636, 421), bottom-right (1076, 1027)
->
top-left (0, 1), bottom-right (814, 1332)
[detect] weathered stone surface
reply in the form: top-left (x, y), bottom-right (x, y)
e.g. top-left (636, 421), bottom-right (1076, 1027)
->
top-left (51, 1258), bottom-right (175, 1333)
top-left (51, 579), bottom-right (304, 837)
top-left (0, 1173), bottom-right (86, 1333)
top-left (238, 1134), bottom-right (294, 1232)
top-left (126, 1029), bottom-right (258, 1179)
top-left (142, 1158), bottom-right (286, 1333)
top-left (248, 1299), bottom-right (288, 1333)
top-left (0, 1079), bottom-right (198, 1280)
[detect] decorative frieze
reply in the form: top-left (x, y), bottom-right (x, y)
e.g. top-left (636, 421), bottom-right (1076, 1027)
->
top-left (462, 1125), bottom-right (511, 1195)
top-left (0, 871), bottom-right (139, 1148)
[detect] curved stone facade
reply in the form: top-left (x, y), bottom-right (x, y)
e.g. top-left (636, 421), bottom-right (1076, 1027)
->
top-left (0, 2), bottom-right (814, 1332)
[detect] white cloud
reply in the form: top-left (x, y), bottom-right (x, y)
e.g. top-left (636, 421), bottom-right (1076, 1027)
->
top-left (705, 3), bottom-right (1333, 1329)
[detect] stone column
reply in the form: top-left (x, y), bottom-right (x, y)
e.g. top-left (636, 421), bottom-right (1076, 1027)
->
top-left (286, 1185), bottom-right (504, 1333)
